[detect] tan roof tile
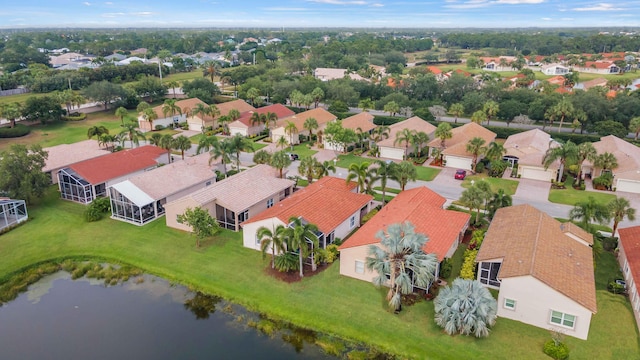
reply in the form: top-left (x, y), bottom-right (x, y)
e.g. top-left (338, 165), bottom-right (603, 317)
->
top-left (341, 112), bottom-right (376, 132)
top-left (503, 129), bottom-right (559, 167)
top-left (377, 116), bottom-right (436, 148)
top-left (428, 122), bottom-right (496, 157)
top-left (586, 135), bottom-right (640, 180)
top-left (275, 108), bottom-right (337, 132)
top-left (43, 140), bottom-right (110, 172)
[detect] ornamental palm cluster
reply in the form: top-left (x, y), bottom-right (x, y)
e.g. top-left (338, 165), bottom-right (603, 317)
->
top-left (434, 278), bottom-right (497, 338)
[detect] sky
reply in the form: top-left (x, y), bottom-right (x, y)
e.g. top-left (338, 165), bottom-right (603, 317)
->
top-left (1, 0), bottom-right (639, 29)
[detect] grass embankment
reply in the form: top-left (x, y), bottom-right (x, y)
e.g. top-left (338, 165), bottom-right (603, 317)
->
top-left (549, 176), bottom-right (617, 206)
top-left (461, 174), bottom-right (519, 196)
top-left (1, 188), bottom-right (637, 359)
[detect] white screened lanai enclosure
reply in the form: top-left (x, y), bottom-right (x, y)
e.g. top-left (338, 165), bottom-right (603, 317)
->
top-left (0, 199), bottom-right (28, 231)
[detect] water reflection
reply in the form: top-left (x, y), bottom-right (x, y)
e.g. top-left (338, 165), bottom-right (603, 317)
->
top-left (183, 292), bottom-right (221, 320)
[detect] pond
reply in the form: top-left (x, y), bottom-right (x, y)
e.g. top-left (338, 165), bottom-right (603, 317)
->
top-left (0, 271), bottom-right (338, 360)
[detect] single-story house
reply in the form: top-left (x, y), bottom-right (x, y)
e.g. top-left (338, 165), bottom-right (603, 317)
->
top-left (427, 122), bottom-right (496, 171)
top-left (43, 140), bottom-right (111, 184)
top-left (165, 164), bottom-right (295, 232)
top-left (314, 68), bottom-right (348, 81)
top-left (0, 198), bottom-right (28, 232)
top-left (108, 153), bottom-right (218, 225)
top-left (339, 187), bottom-right (470, 285)
top-left (323, 112), bottom-right (376, 152)
top-left (540, 63), bottom-right (570, 76)
top-left (480, 56), bottom-right (516, 71)
top-left (476, 204), bottom-right (597, 340)
top-left (228, 103), bottom-right (295, 137)
top-left (57, 145), bottom-right (167, 204)
top-left (617, 226), bottom-right (640, 333)
top-left (138, 98), bottom-right (206, 132)
top-left (573, 61), bottom-right (620, 75)
top-left (377, 116), bottom-right (436, 160)
top-left (575, 77), bottom-right (608, 91)
top-left (582, 135), bottom-right (640, 194)
top-left (503, 129), bottom-right (560, 181)
top-left (241, 176), bottom-right (373, 252)
top-left (271, 108), bottom-right (337, 145)
top-left (546, 75), bottom-right (567, 86)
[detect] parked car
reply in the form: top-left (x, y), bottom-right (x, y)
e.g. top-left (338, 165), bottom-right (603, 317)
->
top-left (286, 152), bottom-right (299, 161)
top-left (454, 169), bottom-right (467, 180)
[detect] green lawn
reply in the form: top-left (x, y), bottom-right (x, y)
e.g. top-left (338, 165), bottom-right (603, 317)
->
top-left (290, 143), bottom-right (318, 158)
top-left (549, 176), bottom-right (617, 206)
top-left (1, 189), bottom-right (637, 359)
top-left (336, 155), bottom-right (440, 181)
top-left (461, 174), bottom-right (519, 196)
top-left (415, 166), bottom-right (441, 181)
top-left (373, 193), bottom-right (395, 203)
top-left (373, 186), bottom-right (401, 194)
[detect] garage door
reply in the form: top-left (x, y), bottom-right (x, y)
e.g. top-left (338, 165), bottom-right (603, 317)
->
top-left (520, 166), bottom-right (554, 182)
top-left (617, 179), bottom-right (640, 194)
top-left (188, 120), bottom-right (203, 132)
top-left (229, 127), bottom-right (247, 137)
top-left (380, 147), bottom-right (405, 161)
top-left (445, 156), bottom-right (472, 171)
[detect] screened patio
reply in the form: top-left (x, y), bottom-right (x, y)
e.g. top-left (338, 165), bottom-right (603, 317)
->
top-left (57, 167), bottom-right (105, 204)
top-left (109, 181), bottom-right (164, 225)
top-left (0, 199), bottom-right (28, 231)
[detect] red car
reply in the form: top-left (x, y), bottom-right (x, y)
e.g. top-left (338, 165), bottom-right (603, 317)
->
top-left (454, 169), bottom-right (467, 180)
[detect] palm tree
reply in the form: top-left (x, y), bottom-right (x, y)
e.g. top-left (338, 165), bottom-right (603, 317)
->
top-left (217, 115), bottom-right (232, 135)
top-left (575, 142), bottom-right (597, 187)
top-left (284, 121), bottom-right (298, 151)
top-left (87, 125), bottom-right (109, 140)
top-left (115, 106), bottom-right (129, 127)
top-left (570, 196), bottom-right (611, 233)
top-left (315, 160), bottom-right (336, 180)
top-left (366, 222), bottom-right (438, 311)
top-left (250, 112), bottom-right (266, 129)
top-left (548, 98), bottom-right (574, 132)
top-left (487, 189), bottom-right (512, 219)
top-left (159, 134), bottom-right (174, 163)
top-left (375, 160), bottom-right (396, 206)
top-left (276, 136), bottom-right (288, 150)
top-left (286, 216), bottom-right (320, 277)
top-left (298, 156), bottom-right (321, 184)
top-left (609, 197), bottom-right (636, 235)
top-left (228, 109), bottom-right (241, 122)
top-left (166, 80), bottom-right (179, 99)
top-left (142, 108), bottom-right (158, 128)
top-left (391, 161), bottom-right (417, 191)
top-left (466, 137), bottom-right (487, 173)
top-left (303, 117), bottom-right (319, 143)
top-left (270, 150), bottom-right (292, 178)
top-left (253, 150), bottom-right (272, 165)
top-left (470, 110), bottom-right (487, 125)
top-left (448, 103), bottom-right (464, 124)
top-left (203, 61), bottom-right (220, 82)
top-left (435, 122), bottom-right (453, 149)
top-left (383, 101), bottom-right (400, 117)
top-left (371, 125), bottom-right (390, 143)
top-left (209, 139), bottom-right (233, 176)
top-left (162, 99), bottom-right (182, 120)
top-left (149, 132), bottom-right (163, 146)
top-left (629, 117), bottom-right (640, 141)
top-left (98, 133), bottom-right (117, 151)
top-left (542, 140), bottom-right (578, 182)
top-left (434, 278), bottom-right (497, 338)
top-left (594, 152), bottom-right (618, 174)
top-left (411, 131), bottom-right (430, 158)
top-left (311, 87), bottom-right (324, 108)
top-left (460, 185), bottom-right (486, 225)
top-left (228, 133), bottom-right (254, 170)
top-left (257, 225), bottom-right (287, 269)
top-left (196, 135), bottom-right (219, 154)
top-left (358, 99), bottom-right (374, 112)
top-left (0, 103), bottom-right (21, 128)
top-left (192, 103), bottom-right (214, 133)
top-left (346, 162), bottom-right (371, 193)
top-left (265, 112), bottom-right (278, 132)
top-left (394, 128), bottom-right (415, 160)
top-left (119, 123), bottom-right (146, 148)
top-left (482, 101), bottom-right (499, 126)
top-left (173, 135), bottom-right (192, 160)
top-left (246, 88), bottom-right (261, 106)
top-left (485, 142), bottom-right (506, 163)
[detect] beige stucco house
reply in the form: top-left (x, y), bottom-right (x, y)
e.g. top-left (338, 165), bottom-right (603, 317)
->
top-left (271, 108), bottom-right (337, 146)
top-left (503, 129), bottom-right (559, 181)
top-left (339, 187), bottom-right (469, 285)
top-left (165, 164), bottom-right (295, 232)
top-left (323, 112), bottom-right (376, 152)
top-left (241, 176), bottom-right (373, 253)
top-left (377, 116), bottom-right (436, 160)
top-left (427, 122), bottom-right (496, 171)
top-left (43, 140), bottom-right (111, 184)
top-left (228, 104), bottom-right (295, 137)
top-left (582, 135), bottom-right (640, 194)
top-left (476, 204), bottom-right (597, 340)
top-left (617, 226), bottom-right (640, 333)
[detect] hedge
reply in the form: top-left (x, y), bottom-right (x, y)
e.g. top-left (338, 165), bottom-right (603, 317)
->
top-left (373, 115), bottom-right (405, 126)
top-left (62, 113), bottom-right (87, 121)
top-left (0, 124), bottom-right (31, 138)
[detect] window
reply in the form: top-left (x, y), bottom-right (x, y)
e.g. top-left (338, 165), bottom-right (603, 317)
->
top-left (349, 215), bottom-right (356, 229)
top-left (504, 298), bottom-right (516, 310)
top-left (206, 181), bottom-right (212, 186)
top-left (550, 310), bottom-right (576, 329)
top-left (267, 198), bottom-right (274, 208)
top-left (238, 210), bottom-right (249, 222)
top-left (355, 260), bottom-right (364, 274)
top-left (479, 262), bottom-right (501, 288)
top-left (255, 234), bottom-right (261, 246)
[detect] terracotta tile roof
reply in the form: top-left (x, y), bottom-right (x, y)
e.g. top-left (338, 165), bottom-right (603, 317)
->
top-left (341, 112), bottom-right (376, 133)
top-left (477, 204), bottom-right (597, 313)
top-left (618, 226), bottom-right (640, 295)
top-left (503, 129), bottom-right (559, 167)
top-left (242, 176), bottom-right (372, 234)
top-left (584, 61), bottom-right (616, 70)
top-left (275, 108), bottom-right (337, 132)
top-left (377, 116), bottom-right (436, 148)
top-left (124, 153), bottom-right (216, 200)
top-left (68, 145), bottom-right (166, 184)
top-left (43, 140), bottom-right (110, 172)
top-left (546, 76), bottom-right (566, 86)
top-left (427, 122), bottom-right (496, 157)
top-left (586, 135), bottom-right (640, 180)
top-left (339, 187), bottom-right (470, 261)
top-left (232, 104), bottom-right (295, 127)
top-left (174, 164), bottom-right (294, 213)
top-left (555, 87), bottom-right (571, 94)
top-left (426, 66), bottom-right (442, 75)
top-left (581, 78), bottom-right (608, 90)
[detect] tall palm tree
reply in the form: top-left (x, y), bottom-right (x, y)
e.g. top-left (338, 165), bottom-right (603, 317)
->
top-left (142, 108), bottom-right (158, 128)
top-left (119, 123), bottom-right (146, 148)
top-left (375, 160), bottom-right (396, 206)
top-left (173, 135), bottom-right (192, 160)
top-left (411, 131), bottom-right (430, 158)
top-left (466, 137), bottom-right (487, 173)
top-left (542, 140), bottom-right (578, 182)
top-left (276, 136), bottom-right (289, 150)
top-left (257, 225), bottom-right (287, 269)
top-left (391, 161), bottom-right (417, 191)
top-left (149, 132), bottom-right (163, 146)
top-left (284, 121), bottom-right (298, 151)
top-left (166, 80), bottom-right (179, 99)
top-left (366, 222), bottom-right (438, 311)
top-left (315, 160), bottom-right (336, 180)
top-left (217, 115), bottom-right (232, 135)
top-left (270, 150), bottom-right (292, 178)
top-left (394, 128), bottom-right (415, 160)
top-left (548, 98), bottom-right (574, 132)
top-left (485, 142), bottom-right (506, 163)
top-left (136, 101), bottom-right (151, 115)
top-left (371, 125), bottom-right (390, 143)
top-left (115, 106), bottom-right (129, 127)
top-left (265, 112), bottom-right (278, 133)
top-left (358, 98), bottom-right (374, 112)
top-left (470, 110), bottom-right (486, 125)
top-left (298, 156), bottom-right (321, 184)
top-left (594, 152), bottom-right (618, 174)
top-left (228, 109), bottom-right (241, 122)
top-left (487, 189), bottom-right (512, 219)
top-left (482, 101), bottom-right (499, 126)
top-left (209, 139), bottom-right (233, 176)
top-left (228, 133), bottom-right (254, 170)
top-left (159, 134), bottom-right (174, 163)
top-left (460, 185), bottom-right (485, 225)
top-left (196, 134), bottom-right (219, 154)
top-left (434, 278), bottom-right (497, 338)
top-left (250, 112), bottom-right (266, 129)
top-left (203, 61), bottom-right (220, 82)
top-left (435, 122), bottom-right (453, 149)
top-left (311, 87), bottom-right (324, 108)
top-left (570, 196), bottom-right (611, 233)
top-left (192, 103), bottom-right (214, 133)
top-left (575, 142), bottom-right (597, 187)
top-left (87, 125), bottom-right (109, 140)
top-left (346, 162), bottom-right (371, 194)
top-left (286, 216), bottom-right (320, 277)
top-left (303, 117), bottom-right (319, 143)
top-left (609, 197), bottom-right (636, 235)
top-left (629, 117), bottom-right (640, 141)
top-left (246, 88), bottom-right (261, 106)
top-left (448, 103), bottom-right (464, 124)
top-left (162, 99), bottom-right (182, 120)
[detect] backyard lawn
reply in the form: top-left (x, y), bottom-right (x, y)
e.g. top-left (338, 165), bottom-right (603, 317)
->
top-left (549, 176), bottom-right (617, 206)
top-left (461, 174), bottom-right (519, 195)
top-left (1, 189), bottom-right (637, 360)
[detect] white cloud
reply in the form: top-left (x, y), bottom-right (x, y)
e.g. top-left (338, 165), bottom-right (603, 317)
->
top-left (102, 12), bottom-right (125, 17)
top-left (132, 11), bottom-right (154, 16)
top-left (371, 3), bottom-right (384, 7)
top-left (83, 2), bottom-right (91, 6)
top-left (496, 0), bottom-right (544, 3)
top-left (264, 7), bottom-right (308, 11)
top-left (445, 0), bottom-right (544, 8)
top-left (541, 17), bottom-right (551, 20)
top-left (104, 1), bottom-right (113, 4)
top-left (306, 0), bottom-right (368, 5)
top-left (573, 3), bottom-right (623, 11)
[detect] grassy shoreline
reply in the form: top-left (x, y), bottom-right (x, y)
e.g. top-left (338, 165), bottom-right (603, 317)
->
top-left (1, 187), bottom-right (638, 359)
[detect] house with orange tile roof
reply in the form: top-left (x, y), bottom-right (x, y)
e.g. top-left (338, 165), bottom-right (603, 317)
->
top-left (480, 56), bottom-right (516, 71)
top-left (617, 226), bottom-right (640, 333)
top-left (228, 103), bottom-right (295, 137)
top-left (573, 61), bottom-right (620, 75)
top-left (57, 145), bottom-right (167, 204)
top-left (165, 164), bottom-right (295, 232)
top-left (576, 77), bottom-right (608, 91)
top-left (426, 122), bottom-right (496, 170)
top-left (241, 176), bottom-right (373, 252)
top-left (190, 99), bottom-right (255, 132)
top-left (503, 129), bottom-right (560, 182)
top-left (323, 112), bottom-right (376, 152)
top-left (271, 108), bottom-right (337, 145)
top-left (546, 75), bottom-right (567, 86)
top-left (377, 116), bottom-right (436, 160)
top-left (43, 140), bottom-right (111, 184)
top-left (581, 135), bottom-right (640, 194)
top-left (108, 153), bottom-right (218, 225)
top-left (339, 187), bottom-right (469, 286)
top-left (476, 204), bottom-right (596, 340)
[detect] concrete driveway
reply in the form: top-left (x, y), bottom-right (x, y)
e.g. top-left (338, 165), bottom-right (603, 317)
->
top-left (514, 178), bottom-right (551, 201)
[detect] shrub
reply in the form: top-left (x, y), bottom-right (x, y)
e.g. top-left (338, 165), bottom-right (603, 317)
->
top-left (0, 124), bottom-right (31, 138)
top-left (362, 208), bottom-right (379, 223)
top-left (84, 197), bottom-right (111, 222)
top-left (439, 258), bottom-right (452, 279)
top-left (155, 124), bottom-right (165, 131)
top-left (475, 161), bottom-right (485, 173)
top-left (353, 148), bottom-right (363, 156)
top-left (274, 252), bottom-right (299, 272)
top-left (608, 280), bottom-right (626, 294)
top-left (543, 340), bottom-right (570, 360)
top-left (460, 249), bottom-right (478, 279)
top-left (593, 172), bottom-right (613, 190)
top-left (373, 115), bottom-right (404, 126)
top-left (62, 112), bottom-right (87, 121)
top-left (316, 244), bottom-right (339, 264)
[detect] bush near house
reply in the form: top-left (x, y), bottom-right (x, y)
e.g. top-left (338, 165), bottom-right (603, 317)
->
top-left (460, 249), bottom-right (478, 279)
top-left (543, 340), bottom-right (570, 360)
top-left (0, 124), bottom-right (30, 138)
